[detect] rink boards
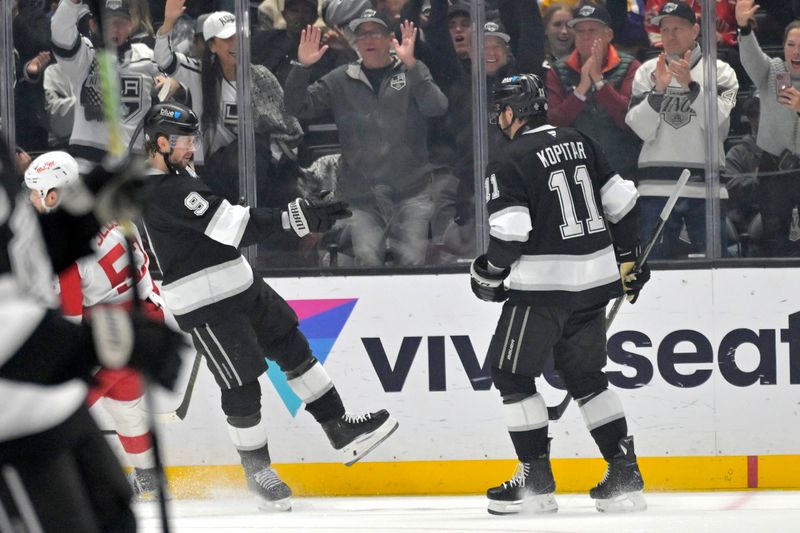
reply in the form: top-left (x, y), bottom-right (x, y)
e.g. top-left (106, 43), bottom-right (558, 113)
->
top-left (97, 268), bottom-right (800, 496)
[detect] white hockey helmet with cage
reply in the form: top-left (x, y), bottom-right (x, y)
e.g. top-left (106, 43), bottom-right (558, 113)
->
top-left (24, 151), bottom-right (80, 198)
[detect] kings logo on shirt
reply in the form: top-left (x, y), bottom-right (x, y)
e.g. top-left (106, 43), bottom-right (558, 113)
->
top-left (660, 87), bottom-right (696, 129)
top-left (120, 76), bottom-right (143, 120)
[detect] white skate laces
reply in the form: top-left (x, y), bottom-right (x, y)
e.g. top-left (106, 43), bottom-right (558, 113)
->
top-left (253, 468), bottom-right (285, 492)
top-left (342, 412), bottom-right (373, 424)
top-left (503, 463), bottom-right (529, 489)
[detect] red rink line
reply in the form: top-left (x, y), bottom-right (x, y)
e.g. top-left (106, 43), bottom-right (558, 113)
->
top-left (722, 491), bottom-right (755, 511)
top-left (747, 455), bottom-right (758, 489)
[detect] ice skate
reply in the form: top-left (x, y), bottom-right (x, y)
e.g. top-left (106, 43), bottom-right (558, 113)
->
top-left (128, 467), bottom-right (168, 503)
top-left (487, 459), bottom-right (558, 515)
top-left (321, 409), bottom-right (399, 466)
top-left (247, 466), bottom-right (293, 512)
top-left (590, 435), bottom-right (646, 513)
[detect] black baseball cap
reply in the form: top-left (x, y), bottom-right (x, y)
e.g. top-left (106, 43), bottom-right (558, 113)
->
top-left (652, 1), bottom-right (697, 26)
top-left (102, 0), bottom-right (131, 20)
top-left (567, 4), bottom-right (611, 28)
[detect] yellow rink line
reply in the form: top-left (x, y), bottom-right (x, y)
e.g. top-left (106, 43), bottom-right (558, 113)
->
top-left (161, 455), bottom-right (800, 498)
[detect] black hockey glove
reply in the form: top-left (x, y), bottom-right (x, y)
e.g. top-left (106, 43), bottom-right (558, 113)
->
top-left (470, 254), bottom-right (510, 302)
top-left (80, 159), bottom-right (151, 223)
top-left (287, 196), bottom-right (352, 238)
top-left (89, 307), bottom-right (187, 390)
top-left (616, 246), bottom-right (651, 304)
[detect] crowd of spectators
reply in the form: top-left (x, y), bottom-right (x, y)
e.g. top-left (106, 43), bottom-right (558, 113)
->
top-left (8, 0), bottom-right (800, 267)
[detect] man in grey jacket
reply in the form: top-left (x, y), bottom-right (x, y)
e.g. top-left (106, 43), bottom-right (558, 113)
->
top-left (285, 9), bottom-right (448, 266)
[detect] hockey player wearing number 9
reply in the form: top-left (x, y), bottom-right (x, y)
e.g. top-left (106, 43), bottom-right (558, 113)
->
top-left (470, 74), bottom-right (650, 514)
top-left (138, 102), bottom-right (399, 512)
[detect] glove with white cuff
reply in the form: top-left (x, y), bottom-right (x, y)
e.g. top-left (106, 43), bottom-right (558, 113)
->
top-left (615, 245), bottom-right (650, 304)
top-left (470, 254), bottom-right (510, 302)
top-left (286, 196), bottom-right (352, 238)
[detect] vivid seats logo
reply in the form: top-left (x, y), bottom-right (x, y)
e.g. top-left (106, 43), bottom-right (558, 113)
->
top-left (266, 298), bottom-right (357, 415)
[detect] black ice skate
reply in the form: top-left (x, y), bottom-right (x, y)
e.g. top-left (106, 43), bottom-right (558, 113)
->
top-left (246, 466), bottom-right (293, 512)
top-left (128, 467), bottom-right (167, 502)
top-left (590, 435), bottom-right (646, 513)
top-left (486, 458), bottom-right (558, 515)
top-left (321, 410), bottom-right (399, 466)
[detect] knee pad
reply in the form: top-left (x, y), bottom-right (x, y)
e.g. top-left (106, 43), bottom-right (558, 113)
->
top-left (221, 381), bottom-right (268, 451)
top-left (502, 393), bottom-right (548, 433)
top-left (270, 326), bottom-right (313, 372)
top-left (491, 366), bottom-right (537, 401)
top-left (561, 370), bottom-right (608, 401)
top-left (221, 380), bottom-right (262, 418)
top-left (576, 388), bottom-right (626, 432)
top-left (286, 358), bottom-right (334, 404)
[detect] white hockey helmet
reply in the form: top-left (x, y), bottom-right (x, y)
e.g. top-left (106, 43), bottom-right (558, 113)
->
top-left (24, 151), bottom-right (80, 198)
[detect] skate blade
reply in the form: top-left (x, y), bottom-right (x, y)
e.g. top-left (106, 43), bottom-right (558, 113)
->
top-left (595, 490), bottom-right (647, 513)
top-left (487, 493), bottom-right (558, 515)
top-left (256, 495), bottom-right (293, 512)
top-left (343, 417), bottom-right (399, 466)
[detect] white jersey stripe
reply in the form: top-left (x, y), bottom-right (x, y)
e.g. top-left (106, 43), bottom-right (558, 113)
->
top-left (162, 256), bottom-right (254, 316)
top-left (507, 245), bottom-right (619, 292)
top-left (489, 205), bottom-right (533, 242)
top-left (600, 174), bottom-right (639, 223)
top-left (204, 200), bottom-right (251, 248)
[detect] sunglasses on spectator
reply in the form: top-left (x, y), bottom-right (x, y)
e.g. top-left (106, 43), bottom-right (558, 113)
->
top-left (356, 30), bottom-right (390, 41)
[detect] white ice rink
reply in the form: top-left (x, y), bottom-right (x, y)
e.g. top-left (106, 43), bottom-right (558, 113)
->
top-left (135, 491), bottom-right (800, 532)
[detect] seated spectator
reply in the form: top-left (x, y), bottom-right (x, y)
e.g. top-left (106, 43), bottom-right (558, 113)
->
top-left (722, 95), bottom-right (762, 256)
top-left (736, 0), bottom-right (800, 257)
top-left (285, 13), bottom-right (448, 266)
top-left (645, 0), bottom-right (738, 48)
top-left (542, 2), bottom-right (575, 68)
top-left (547, 3), bottom-right (642, 179)
top-left (626, 1), bottom-right (738, 258)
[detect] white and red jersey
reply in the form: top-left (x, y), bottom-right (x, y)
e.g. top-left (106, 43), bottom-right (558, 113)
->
top-left (58, 222), bottom-right (156, 321)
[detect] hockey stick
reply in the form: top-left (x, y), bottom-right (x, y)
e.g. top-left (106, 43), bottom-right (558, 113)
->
top-left (155, 350), bottom-right (202, 423)
top-left (547, 169), bottom-right (692, 421)
top-left (87, 1), bottom-right (169, 528)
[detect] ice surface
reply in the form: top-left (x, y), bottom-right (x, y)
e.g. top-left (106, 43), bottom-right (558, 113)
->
top-left (135, 491), bottom-right (800, 532)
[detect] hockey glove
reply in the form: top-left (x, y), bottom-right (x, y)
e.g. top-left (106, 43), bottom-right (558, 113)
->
top-left (470, 254), bottom-right (510, 302)
top-left (89, 306), bottom-right (187, 390)
top-left (287, 196), bottom-right (352, 238)
top-left (616, 246), bottom-right (651, 304)
top-left (82, 159), bottom-right (151, 223)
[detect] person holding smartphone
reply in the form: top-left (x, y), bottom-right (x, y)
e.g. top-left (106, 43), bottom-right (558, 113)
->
top-left (736, 0), bottom-right (800, 257)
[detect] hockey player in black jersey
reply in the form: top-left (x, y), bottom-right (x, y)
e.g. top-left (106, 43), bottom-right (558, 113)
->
top-left (470, 74), bottom-right (650, 514)
top-left (0, 138), bottom-right (185, 532)
top-left (138, 102), bottom-right (399, 512)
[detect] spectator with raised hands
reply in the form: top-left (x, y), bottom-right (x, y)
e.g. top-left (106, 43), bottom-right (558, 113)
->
top-left (736, 0), bottom-right (800, 256)
top-left (285, 13), bottom-right (447, 266)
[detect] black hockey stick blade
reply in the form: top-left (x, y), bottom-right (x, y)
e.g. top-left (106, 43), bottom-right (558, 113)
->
top-left (156, 351), bottom-right (202, 423)
top-left (547, 391), bottom-right (572, 420)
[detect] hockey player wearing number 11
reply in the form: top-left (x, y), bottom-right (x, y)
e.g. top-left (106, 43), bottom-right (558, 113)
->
top-left (138, 101), bottom-right (399, 512)
top-left (470, 74), bottom-right (650, 514)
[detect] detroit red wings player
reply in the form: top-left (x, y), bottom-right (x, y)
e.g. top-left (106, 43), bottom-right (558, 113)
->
top-left (25, 151), bottom-right (164, 501)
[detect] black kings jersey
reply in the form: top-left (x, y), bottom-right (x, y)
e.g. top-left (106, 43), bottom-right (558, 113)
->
top-left (140, 168), bottom-right (284, 328)
top-left (485, 124), bottom-right (639, 308)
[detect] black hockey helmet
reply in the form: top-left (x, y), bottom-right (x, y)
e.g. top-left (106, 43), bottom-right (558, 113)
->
top-left (491, 73), bottom-right (548, 122)
top-left (143, 102), bottom-right (200, 145)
